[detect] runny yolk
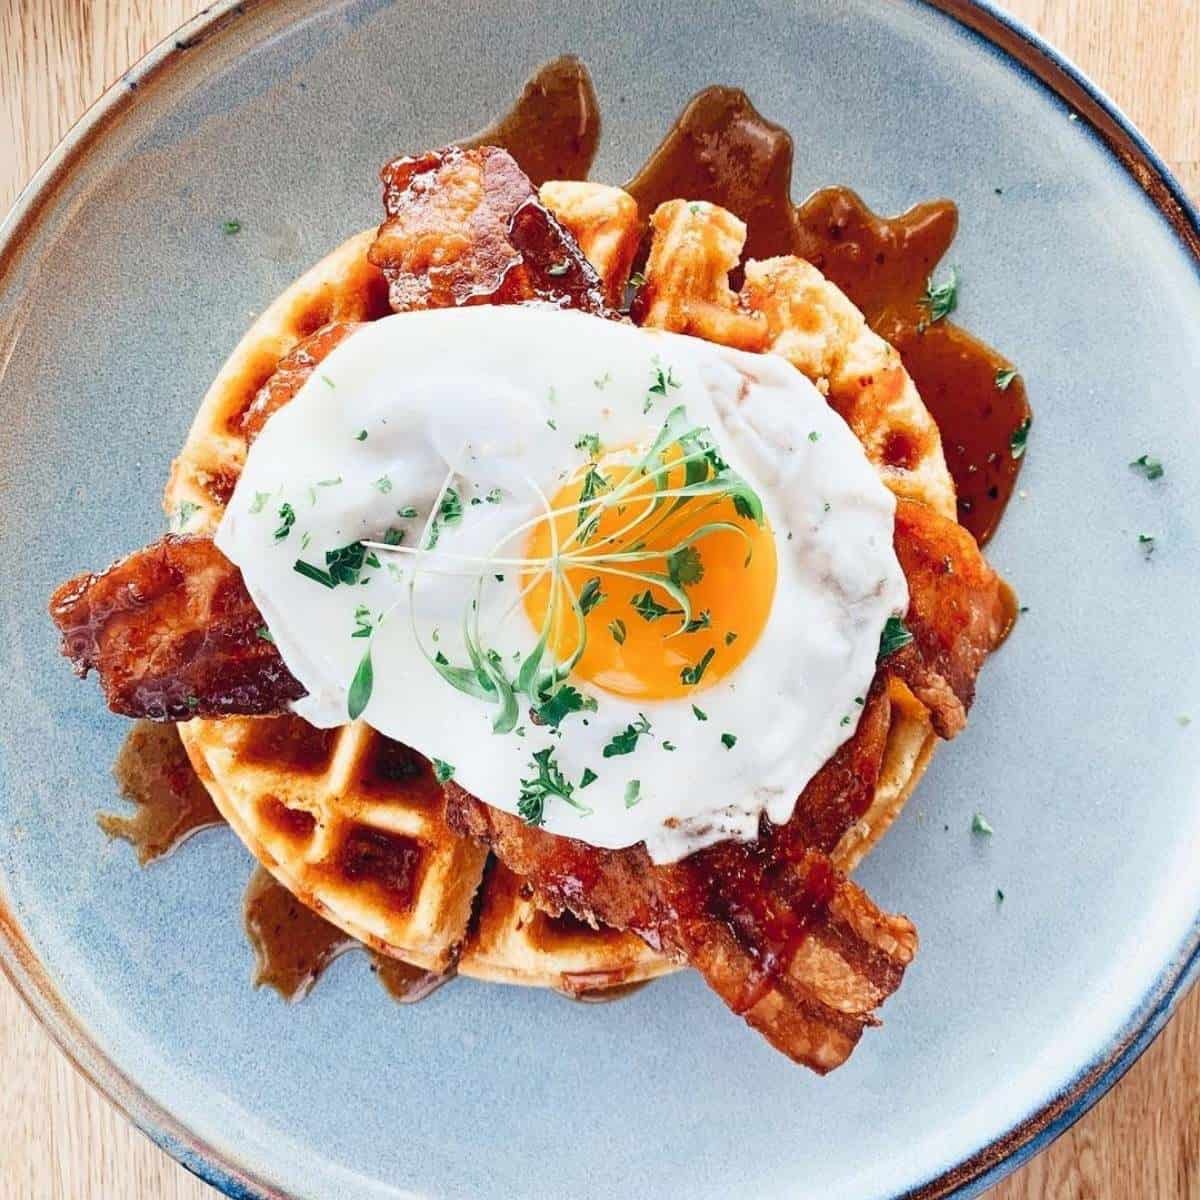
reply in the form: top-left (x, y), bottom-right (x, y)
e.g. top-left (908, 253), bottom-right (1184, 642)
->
top-left (522, 456), bottom-right (777, 701)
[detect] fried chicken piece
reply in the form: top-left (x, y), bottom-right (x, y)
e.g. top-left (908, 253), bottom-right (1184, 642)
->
top-left (368, 145), bottom-right (607, 314)
top-left (49, 535), bottom-right (303, 722)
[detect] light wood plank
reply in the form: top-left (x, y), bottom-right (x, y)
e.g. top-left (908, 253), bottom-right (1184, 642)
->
top-left (0, 1), bottom-right (1196, 1196)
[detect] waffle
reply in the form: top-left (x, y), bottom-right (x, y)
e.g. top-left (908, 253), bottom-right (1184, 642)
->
top-left (167, 179), bottom-right (946, 991)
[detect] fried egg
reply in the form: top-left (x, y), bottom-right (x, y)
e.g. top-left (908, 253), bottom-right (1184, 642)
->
top-left (216, 306), bottom-right (907, 862)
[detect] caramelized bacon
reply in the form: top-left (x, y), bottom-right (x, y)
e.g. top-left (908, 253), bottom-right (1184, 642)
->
top-left (49, 535), bottom-right (303, 721)
top-left (889, 499), bottom-right (1009, 737)
top-left (368, 145), bottom-right (607, 314)
top-left (445, 704), bottom-right (918, 1074)
top-left (241, 321), bottom-right (362, 444)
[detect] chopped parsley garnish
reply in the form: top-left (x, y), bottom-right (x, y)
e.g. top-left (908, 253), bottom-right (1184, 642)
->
top-left (840, 715), bottom-right (852, 726)
top-left (397, 506), bottom-right (419, 519)
top-left (222, 219), bottom-right (241, 235)
top-left (547, 260), bottom-right (570, 277)
top-left (720, 732), bottom-right (737, 750)
top-left (683, 609), bottom-right (711, 633)
top-left (877, 615), bottom-right (914, 661)
top-left (594, 370), bottom-right (612, 390)
top-left (692, 704), bottom-right (708, 722)
top-left (688, 203), bottom-right (701, 215)
top-left (255, 625), bottom-right (274, 643)
top-left (1130, 454), bottom-right (1164, 481)
top-left (534, 684), bottom-right (597, 729)
top-left (174, 500), bottom-right (200, 529)
top-left (382, 527), bottom-right (405, 546)
top-left (808, 430), bottom-right (820, 443)
top-left (579, 767), bottom-right (598, 789)
top-left (629, 272), bottom-right (647, 288)
top-left (578, 577), bottom-right (605, 615)
top-left (355, 429), bottom-right (368, 441)
top-left (971, 812), bottom-right (994, 836)
top-left (574, 432), bottom-right (602, 458)
top-left (631, 589), bottom-right (674, 622)
top-left (546, 417), bottom-right (558, 431)
top-left (432, 758), bottom-right (455, 784)
top-left (995, 367), bottom-right (1017, 391)
top-left (667, 545), bottom-right (704, 588)
top-left (351, 605), bottom-right (374, 638)
top-left (439, 488), bottom-right (463, 525)
top-left (185, 694), bottom-right (200, 711)
top-left (273, 502), bottom-right (296, 540)
top-left (918, 266), bottom-right (959, 328)
top-left (374, 475), bottom-right (393, 493)
top-left (649, 362), bottom-right (680, 397)
top-left (293, 540), bottom-right (374, 589)
top-left (1010, 418), bottom-right (1031, 460)
top-left (662, 740), bottom-right (677, 752)
top-left (680, 648), bottom-right (715, 686)
top-left (347, 646), bottom-right (373, 720)
top-left (575, 465), bottom-right (609, 540)
top-left (609, 618), bottom-right (627, 645)
top-left (624, 779), bottom-right (642, 808)
top-left (724, 631), bottom-right (738, 646)
top-left (1138, 533), bottom-right (1156, 557)
top-left (996, 888), bottom-right (1005, 904)
top-left (518, 747), bottom-right (587, 826)
top-left (249, 491), bottom-right (270, 514)
top-left (603, 713), bottom-right (652, 758)
top-left (320, 374), bottom-right (335, 389)
top-left (485, 488), bottom-right (503, 504)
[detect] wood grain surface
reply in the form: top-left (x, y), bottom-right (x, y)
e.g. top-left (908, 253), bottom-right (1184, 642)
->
top-left (1, 2), bottom-right (1197, 1197)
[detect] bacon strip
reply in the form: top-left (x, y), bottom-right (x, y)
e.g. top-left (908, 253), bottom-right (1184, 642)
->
top-left (49, 535), bottom-right (303, 721)
top-left (368, 145), bottom-right (608, 314)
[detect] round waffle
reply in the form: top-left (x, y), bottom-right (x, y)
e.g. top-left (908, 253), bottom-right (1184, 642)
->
top-left (167, 182), bottom-right (947, 992)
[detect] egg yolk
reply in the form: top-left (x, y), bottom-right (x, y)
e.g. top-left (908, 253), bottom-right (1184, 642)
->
top-left (522, 455), bottom-right (777, 701)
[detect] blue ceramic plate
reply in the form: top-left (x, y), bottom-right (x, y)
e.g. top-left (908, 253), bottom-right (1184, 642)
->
top-left (2, 2), bottom-right (1197, 1197)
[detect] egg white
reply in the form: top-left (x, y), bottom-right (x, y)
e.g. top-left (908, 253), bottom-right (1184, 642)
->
top-left (216, 307), bottom-right (906, 863)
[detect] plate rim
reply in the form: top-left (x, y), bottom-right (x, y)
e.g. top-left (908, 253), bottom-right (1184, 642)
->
top-left (0, 2), bottom-right (1197, 1198)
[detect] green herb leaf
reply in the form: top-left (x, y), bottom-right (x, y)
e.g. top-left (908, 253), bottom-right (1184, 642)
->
top-left (352, 604), bottom-right (374, 638)
top-left (994, 367), bottom-right (1017, 391)
top-left (724, 631), bottom-right (738, 646)
top-left (631, 589), bottom-right (675, 622)
top-left (255, 625), bottom-right (274, 643)
top-left (971, 812), bottom-right (994, 836)
top-left (249, 491), bottom-right (270, 514)
top-left (918, 266), bottom-right (959, 327)
top-left (603, 713), bottom-right (652, 758)
top-left (808, 430), bottom-right (820, 443)
top-left (667, 545), bottom-right (704, 587)
top-left (1129, 454), bottom-right (1164, 481)
top-left (692, 704), bottom-right (708, 722)
top-left (580, 767), bottom-right (598, 789)
top-left (355, 429), bottom-right (368, 441)
top-left (578, 577), bottom-right (605, 615)
top-left (720, 732), bottom-right (737, 750)
top-left (609, 618), bottom-right (627, 645)
top-left (1138, 533), bottom-right (1156, 557)
top-left (273, 503), bottom-right (296, 540)
top-left (1010, 417), bottom-right (1031, 460)
top-left (518, 747), bottom-right (588, 825)
top-left (534, 685), bottom-right (597, 729)
top-left (662, 740), bottom-right (677, 752)
top-left (432, 758), bottom-right (455, 783)
top-left (397, 506), bottom-right (419, 519)
top-left (293, 558), bottom-right (336, 588)
top-left (174, 500), bottom-right (201, 529)
top-left (877, 615), bottom-right (914, 661)
top-left (439, 488), bottom-right (463, 525)
top-left (683, 609), bottom-right (711, 633)
top-left (574, 432), bottom-right (602, 458)
top-left (347, 646), bottom-right (373, 720)
top-left (222, 219), bottom-right (241, 235)
top-left (624, 779), bottom-right (641, 808)
top-left (629, 272), bottom-right (647, 288)
top-left (374, 475), bottom-right (393, 493)
top-left (680, 647), bottom-right (715, 686)
top-left (996, 888), bottom-right (1006, 903)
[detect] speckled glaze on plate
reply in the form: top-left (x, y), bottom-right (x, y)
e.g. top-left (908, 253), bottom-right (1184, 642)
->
top-left (1, 2), bottom-right (1198, 1197)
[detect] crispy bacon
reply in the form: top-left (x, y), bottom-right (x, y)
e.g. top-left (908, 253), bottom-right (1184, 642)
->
top-left (444, 690), bottom-right (916, 1073)
top-left (49, 535), bottom-right (303, 721)
top-left (368, 145), bottom-right (607, 314)
top-left (241, 321), bottom-right (362, 444)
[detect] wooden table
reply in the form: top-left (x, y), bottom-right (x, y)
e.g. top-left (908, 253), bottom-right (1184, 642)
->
top-left (1, 2), bottom-right (1197, 1196)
